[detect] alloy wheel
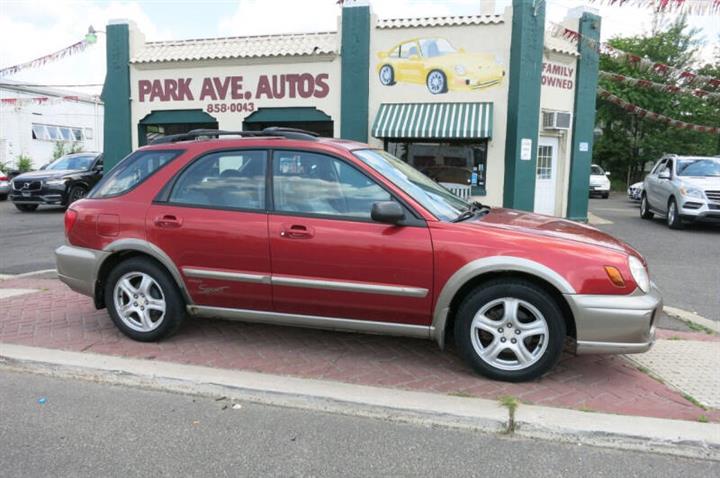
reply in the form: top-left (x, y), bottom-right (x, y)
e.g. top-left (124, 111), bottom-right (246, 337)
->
top-left (668, 201), bottom-right (676, 226)
top-left (113, 272), bottom-right (167, 333)
top-left (469, 298), bottom-right (549, 371)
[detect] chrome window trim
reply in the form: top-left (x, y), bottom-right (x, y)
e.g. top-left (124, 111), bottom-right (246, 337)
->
top-left (188, 305), bottom-right (432, 339)
top-left (183, 267), bottom-right (271, 285)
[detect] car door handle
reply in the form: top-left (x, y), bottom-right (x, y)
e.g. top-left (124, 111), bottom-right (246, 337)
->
top-left (154, 214), bottom-right (183, 228)
top-left (280, 224), bottom-right (313, 239)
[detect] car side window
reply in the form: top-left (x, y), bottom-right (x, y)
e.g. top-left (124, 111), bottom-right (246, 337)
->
top-left (399, 42), bottom-right (419, 59)
top-left (651, 159), bottom-right (666, 175)
top-left (91, 150), bottom-right (182, 198)
top-left (663, 159), bottom-right (673, 176)
top-left (272, 151), bottom-right (391, 219)
top-left (169, 150), bottom-right (267, 210)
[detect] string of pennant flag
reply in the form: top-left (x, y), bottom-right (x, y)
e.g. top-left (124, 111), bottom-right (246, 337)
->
top-left (586, 0), bottom-right (720, 15)
top-left (549, 22), bottom-right (720, 91)
top-left (597, 87), bottom-right (720, 134)
top-left (598, 71), bottom-right (720, 100)
top-left (0, 40), bottom-right (92, 78)
top-left (0, 95), bottom-right (85, 106)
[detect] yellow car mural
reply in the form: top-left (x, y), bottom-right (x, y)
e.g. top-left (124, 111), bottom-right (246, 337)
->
top-left (376, 38), bottom-right (505, 95)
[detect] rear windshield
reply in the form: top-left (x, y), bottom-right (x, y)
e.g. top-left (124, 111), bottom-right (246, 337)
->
top-left (90, 150), bottom-right (183, 198)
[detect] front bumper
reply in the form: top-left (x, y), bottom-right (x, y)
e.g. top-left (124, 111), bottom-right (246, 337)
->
top-left (564, 282), bottom-right (662, 355)
top-left (627, 188), bottom-right (642, 200)
top-left (678, 198), bottom-right (720, 223)
top-left (55, 244), bottom-right (109, 298)
top-left (10, 184), bottom-right (67, 205)
top-left (589, 184), bottom-right (610, 193)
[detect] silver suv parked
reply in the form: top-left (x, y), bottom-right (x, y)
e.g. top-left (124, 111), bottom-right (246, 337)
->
top-left (641, 155), bottom-right (720, 229)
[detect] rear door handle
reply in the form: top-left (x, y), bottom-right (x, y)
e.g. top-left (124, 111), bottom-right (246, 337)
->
top-left (154, 214), bottom-right (183, 228)
top-left (280, 224), bottom-right (314, 239)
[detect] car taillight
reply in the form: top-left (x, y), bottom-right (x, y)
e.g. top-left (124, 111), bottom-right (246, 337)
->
top-left (64, 208), bottom-right (79, 239)
top-left (0, 174), bottom-right (7, 181)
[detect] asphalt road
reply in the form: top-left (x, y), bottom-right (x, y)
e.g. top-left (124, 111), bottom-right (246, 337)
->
top-left (0, 200), bottom-right (65, 274)
top-left (589, 194), bottom-right (719, 321)
top-left (0, 369), bottom-right (716, 477)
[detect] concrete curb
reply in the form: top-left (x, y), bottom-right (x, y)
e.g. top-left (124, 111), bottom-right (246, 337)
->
top-left (0, 343), bottom-right (718, 461)
top-left (664, 306), bottom-right (719, 334)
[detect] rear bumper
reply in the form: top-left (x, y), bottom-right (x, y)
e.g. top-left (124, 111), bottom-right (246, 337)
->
top-left (564, 283), bottom-right (662, 355)
top-left (55, 245), bottom-right (108, 297)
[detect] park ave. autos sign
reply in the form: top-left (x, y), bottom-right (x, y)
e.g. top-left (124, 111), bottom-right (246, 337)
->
top-left (137, 73), bottom-right (331, 102)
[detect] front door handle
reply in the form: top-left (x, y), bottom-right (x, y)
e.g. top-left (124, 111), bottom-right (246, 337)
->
top-left (154, 214), bottom-right (183, 228)
top-left (280, 224), bottom-right (314, 239)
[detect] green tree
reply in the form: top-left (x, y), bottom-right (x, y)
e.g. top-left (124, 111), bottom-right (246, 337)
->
top-left (16, 154), bottom-right (33, 172)
top-left (593, 15), bottom-right (720, 188)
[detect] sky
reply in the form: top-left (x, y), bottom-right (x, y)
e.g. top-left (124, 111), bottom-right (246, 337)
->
top-left (0, 0), bottom-right (717, 96)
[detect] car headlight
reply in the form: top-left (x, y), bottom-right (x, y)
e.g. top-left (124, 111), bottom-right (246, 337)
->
top-left (45, 178), bottom-right (68, 187)
top-left (628, 256), bottom-right (650, 293)
top-left (454, 65), bottom-right (466, 75)
top-left (679, 185), bottom-right (704, 199)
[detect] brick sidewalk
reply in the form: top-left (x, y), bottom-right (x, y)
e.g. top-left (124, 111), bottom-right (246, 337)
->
top-left (1, 277), bottom-right (717, 422)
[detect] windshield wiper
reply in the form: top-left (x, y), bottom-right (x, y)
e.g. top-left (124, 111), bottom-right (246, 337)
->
top-left (452, 201), bottom-right (491, 222)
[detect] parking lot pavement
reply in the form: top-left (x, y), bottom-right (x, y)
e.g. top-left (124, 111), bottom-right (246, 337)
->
top-left (0, 200), bottom-right (65, 274)
top-left (589, 194), bottom-right (720, 321)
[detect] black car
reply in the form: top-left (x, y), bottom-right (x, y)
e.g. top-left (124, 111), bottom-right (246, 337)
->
top-left (10, 152), bottom-right (103, 212)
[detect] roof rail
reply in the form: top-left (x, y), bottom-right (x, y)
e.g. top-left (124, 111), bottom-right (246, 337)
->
top-left (149, 127), bottom-right (319, 145)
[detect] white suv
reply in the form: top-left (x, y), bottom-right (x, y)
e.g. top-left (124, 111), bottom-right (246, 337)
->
top-left (641, 155), bottom-right (720, 229)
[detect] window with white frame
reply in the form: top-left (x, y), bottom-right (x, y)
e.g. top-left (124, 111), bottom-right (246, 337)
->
top-left (32, 123), bottom-right (87, 142)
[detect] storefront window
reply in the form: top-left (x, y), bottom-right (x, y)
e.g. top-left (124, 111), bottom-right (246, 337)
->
top-left (384, 140), bottom-right (488, 197)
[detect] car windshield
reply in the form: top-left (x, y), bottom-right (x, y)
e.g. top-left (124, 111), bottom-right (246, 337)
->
top-left (353, 149), bottom-right (469, 222)
top-left (591, 165), bottom-right (604, 175)
top-left (46, 154), bottom-right (95, 171)
top-left (420, 38), bottom-right (457, 58)
top-left (676, 159), bottom-right (720, 177)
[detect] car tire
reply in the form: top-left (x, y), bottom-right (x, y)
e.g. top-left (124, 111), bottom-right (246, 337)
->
top-left (14, 203), bottom-right (38, 212)
top-left (379, 64), bottom-right (395, 86)
top-left (105, 257), bottom-right (186, 342)
top-left (0, 194), bottom-right (7, 201)
top-left (667, 197), bottom-right (684, 230)
top-left (453, 279), bottom-right (566, 382)
top-left (67, 185), bottom-right (87, 205)
top-left (640, 194), bottom-right (653, 220)
top-left (602, 192), bottom-right (609, 199)
top-left (426, 70), bottom-right (448, 94)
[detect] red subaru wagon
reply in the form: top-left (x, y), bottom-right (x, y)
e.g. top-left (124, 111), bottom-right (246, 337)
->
top-left (56, 128), bottom-right (661, 382)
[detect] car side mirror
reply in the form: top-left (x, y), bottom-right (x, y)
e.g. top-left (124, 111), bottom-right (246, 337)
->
top-left (93, 164), bottom-right (103, 172)
top-left (658, 170), bottom-right (671, 180)
top-left (605, 171), bottom-right (611, 176)
top-left (459, 47), bottom-right (466, 53)
top-left (371, 201), bottom-right (405, 225)
top-left (409, 54), bottom-right (420, 61)
top-left (39, 163), bottom-right (48, 170)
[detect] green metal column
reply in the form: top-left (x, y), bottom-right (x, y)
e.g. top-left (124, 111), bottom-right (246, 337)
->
top-left (340, 3), bottom-right (370, 141)
top-left (503, 0), bottom-right (545, 211)
top-left (566, 12), bottom-right (601, 221)
top-left (100, 21), bottom-right (132, 171)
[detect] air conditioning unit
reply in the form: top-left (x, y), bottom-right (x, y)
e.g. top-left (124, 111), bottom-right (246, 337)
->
top-left (542, 111), bottom-right (572, 130)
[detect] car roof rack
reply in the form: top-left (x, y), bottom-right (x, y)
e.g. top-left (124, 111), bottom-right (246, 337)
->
top-left (149, 127), bottom-right (319, 145)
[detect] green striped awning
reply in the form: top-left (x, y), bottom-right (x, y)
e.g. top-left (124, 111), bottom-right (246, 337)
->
top-left (371, 102), bottom-right (493, 139)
